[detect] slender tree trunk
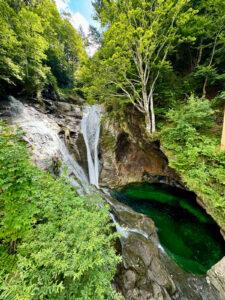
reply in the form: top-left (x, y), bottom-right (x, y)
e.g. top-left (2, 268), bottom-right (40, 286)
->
top-left (203, 77), bottom-right (208, 97)
top-left (196, 38), bottom-right (203, 66)
top-left (150, 93), bottom-right (156, 133)
top-left (221, 104), bottom-right (225, 150)
top-left (144, 96), bottom-right (151, 133)
top-left (145, 111), bottom-right (151, 133)
top-left (203, 27), bottom-right (222, 97)
top-left (143, 84), bottom-right (151, 133)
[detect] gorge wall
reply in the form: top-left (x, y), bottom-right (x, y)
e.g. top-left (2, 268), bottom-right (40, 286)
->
top-left (99, 107), bottom-right (182, 189)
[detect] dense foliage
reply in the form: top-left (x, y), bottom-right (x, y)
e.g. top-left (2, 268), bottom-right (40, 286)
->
top-left (0, 123), bottom-right (120, 299)
top-left (81, 0), bottom-right (225, 129)
top-left (80, 0), bottom-right (225, 229)
top-left (0, 0), bottom-right (86, 98)
top-left (81, 0), bottom-right (197, 133)
top-left (161, 96), bottom-right (225, 231)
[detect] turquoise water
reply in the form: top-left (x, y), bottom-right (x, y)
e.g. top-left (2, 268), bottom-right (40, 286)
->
top-left (113, 183), bottom-right (225, 275)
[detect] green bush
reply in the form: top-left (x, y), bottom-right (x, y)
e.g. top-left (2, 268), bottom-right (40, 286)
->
top-left (161, 96), bottom-right (225, 231)
top-left (0, 123), bottom-right (121, 299)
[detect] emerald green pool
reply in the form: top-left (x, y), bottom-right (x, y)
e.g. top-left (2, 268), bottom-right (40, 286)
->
top-left (113, 183), bottom-right (225, 275)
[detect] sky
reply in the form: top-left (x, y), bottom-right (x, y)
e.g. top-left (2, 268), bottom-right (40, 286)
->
top-left (55, 0), bottom-right (99, 55)
top-left (55, 0), bottom-right (97, 35)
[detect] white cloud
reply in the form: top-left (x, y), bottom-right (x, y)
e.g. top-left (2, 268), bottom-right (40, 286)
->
top-left (70, 12), bottom-right (99, 57)
top-left (55, 0), bottom-right (70, 11)
top-left (55, 1), bottom-right (98, 56)
top-left (70, 12), bottom-right (90, 36)
top-left (86, 43), bottom-right (99, 57)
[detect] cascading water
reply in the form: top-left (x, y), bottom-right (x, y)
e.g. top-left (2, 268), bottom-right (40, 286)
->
top-left (81, 105), bottom-right (101, 188)
top-left (7, 97), bottom-right (89, 194)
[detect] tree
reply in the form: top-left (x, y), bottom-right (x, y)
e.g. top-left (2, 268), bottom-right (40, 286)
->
top-left (0, 0), bottom-right (24, 93)
top-left (218, 92), bottom-right (225, 150)
top-left (198, 0), bottom-right (225, 97)
top-left (0, 0), bottom-right (86, 97)
top-left (82, 0), bottom-right (195, 133)
top-left (221, 104), bottom-right (225, 150)
top-left (16, 7), bottom-right (49, 96)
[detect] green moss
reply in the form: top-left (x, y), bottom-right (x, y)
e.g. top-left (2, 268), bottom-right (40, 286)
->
top-left (57, 159), bottom-right (62, 169)
top-left (101, 128), bottom-right (116, 152)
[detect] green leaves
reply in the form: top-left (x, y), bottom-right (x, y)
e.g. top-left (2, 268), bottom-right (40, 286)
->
top-left (161, 95), bottom-right (225, 232)
top-left (0, 0), bottom-right (86, 97)
top-left (0, 123), bottom-right (121, 299)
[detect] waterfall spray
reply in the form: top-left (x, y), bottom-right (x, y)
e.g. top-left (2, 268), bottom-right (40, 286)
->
top-left (8, 97), bottom-right (89, 194)
top-left (81, 106), bottom-right (101, 188)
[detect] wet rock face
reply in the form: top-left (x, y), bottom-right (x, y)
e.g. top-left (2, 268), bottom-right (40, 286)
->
top-left (107, 197), bottom-right (176, 300)
top-left (99, 115), bottom-right (182, 188)
top-left (43, 100), bottom-right (88, 174)
top-left (0, 97), bottom-right (89, 193)
top-left (98, 106), bottom-right (183, 189)
top-left (0, 97), bottom-right (88, 174)
top-left (207, 257), bottom-right (225, 299)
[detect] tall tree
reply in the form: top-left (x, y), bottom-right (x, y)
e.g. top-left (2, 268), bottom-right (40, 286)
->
top-left (82, 0), bottom-right (195, 133)
top-left (0, 0), bottom-right (24, 91)
top-left (221, 97), bottom-right (225, 150)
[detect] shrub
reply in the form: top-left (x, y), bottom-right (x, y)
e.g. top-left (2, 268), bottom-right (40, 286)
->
top-left (0, 123), bottom-right (121, 299)
top-left (161, 96), bottom-right (225, 231)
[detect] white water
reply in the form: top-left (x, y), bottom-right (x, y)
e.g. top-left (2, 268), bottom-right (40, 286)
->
top-left (81, 105), bottom-right (101, 188)
top-left (7, 97), bottom-right (89, 194)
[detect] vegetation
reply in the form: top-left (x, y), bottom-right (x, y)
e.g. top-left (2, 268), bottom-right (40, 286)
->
top-left (81, 0), bottom-right (225, 132)
top-left (0, 0), bottom-right (86, 99)
top-left (80, 0), bottom-right (225, 230)
top-left (161, 96), bottom-right (225, 231)
top-left (81, 0), bottom-right (196, 133)
top-left (0, 0), bottom-right (225, 296)
top-left (0, 123), bottom-right (120, 299)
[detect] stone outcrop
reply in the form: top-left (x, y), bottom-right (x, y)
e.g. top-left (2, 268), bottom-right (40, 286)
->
top-left (106, 196), bottom-right (177, 300)
top-left (0, 97), bottom-right (88, 174)
top-left (42, 99), bottom-right (88, 173)
top-left (99, 111), bottom-right (182, 188)
top-left (0, 97), bottom-right (89, 194)
top-left (207, 257), bottom-right (225, 300)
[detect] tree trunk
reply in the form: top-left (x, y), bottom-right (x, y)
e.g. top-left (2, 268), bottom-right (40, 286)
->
top-left (203, 77), bottom-right (208, 97)
top-left (145, 111), bottom-right (151, 133)
top-left (202, 27), bottom-right (222, 97)
top-left (221, 104), bottom-right (225, 150)
top-left (150, 93), bottom-right (156, 133)
top-left (196, 38), bottom-right (203, 66)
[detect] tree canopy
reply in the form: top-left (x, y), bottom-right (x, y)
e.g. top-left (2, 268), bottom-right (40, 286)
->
top-left (81, 0), bottom-right (225, 133)
top-left (0, 0), bottom-right (86, 98)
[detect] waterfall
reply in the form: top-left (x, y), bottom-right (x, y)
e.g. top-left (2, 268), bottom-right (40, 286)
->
top-left (7, 97), bottom-right (89, 194)
top-left (81, 105), bottom-right (101, 188)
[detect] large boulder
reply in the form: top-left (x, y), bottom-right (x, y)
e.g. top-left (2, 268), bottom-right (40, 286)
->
top-left (106, 196), bottom-right (176, 300)
top-left (207, 257), bottom-right (225, 300)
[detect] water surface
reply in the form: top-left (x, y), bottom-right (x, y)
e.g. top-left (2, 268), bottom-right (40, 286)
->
top-left (113, 183), bottom-right (225, 275)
